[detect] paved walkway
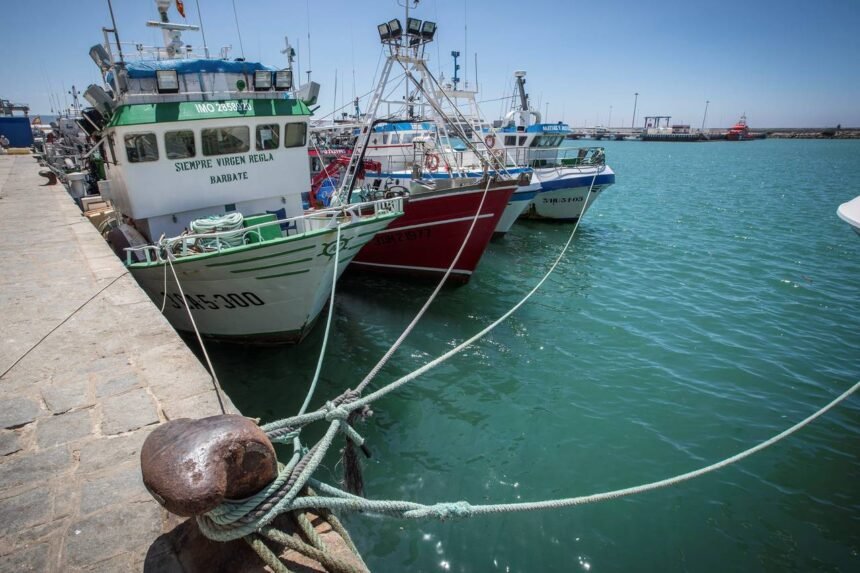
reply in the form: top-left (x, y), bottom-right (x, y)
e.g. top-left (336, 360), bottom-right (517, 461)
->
top-left (0, 155), bottom-right (228, 571)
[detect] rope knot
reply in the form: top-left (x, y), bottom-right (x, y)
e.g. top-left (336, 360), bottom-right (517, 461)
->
top-left (324, 401), bottom-right (350, 422)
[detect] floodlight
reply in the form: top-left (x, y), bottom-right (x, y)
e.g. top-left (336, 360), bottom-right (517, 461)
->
top-left (89, 44), bottom-right (112, 72)
top-left (254, 70), bottom-right (273, 90)
top-left (377, 22), bottom-right (391, 41)
top-left (387, 19), bottom-right (402, 39)
top-left (421, 21), bottom-right (437, 40)
top-left (83, 84), bottom-right (114, 116)
top-left (274, 70), bottom-right (293, 91)
top-left (407, 18), bottom-right (422, 36)
top-left (156, 69), bottom-right (179, 93)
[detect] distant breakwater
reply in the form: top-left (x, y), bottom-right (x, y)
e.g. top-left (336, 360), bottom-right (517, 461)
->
top-left (762, 128), bottom-right (860, 139)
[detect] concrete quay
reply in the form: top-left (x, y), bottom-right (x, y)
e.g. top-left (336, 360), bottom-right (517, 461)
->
top-left (0, 155), bottom-right (367, 573)
top-left (0, 154), bottom-right (231, 571)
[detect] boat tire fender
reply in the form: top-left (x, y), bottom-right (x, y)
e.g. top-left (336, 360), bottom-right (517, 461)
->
top-left (484, 134), bottom-right (496, 148)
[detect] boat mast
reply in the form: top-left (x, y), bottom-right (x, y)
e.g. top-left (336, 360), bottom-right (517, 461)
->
top-left (146, 0), bottom-right (199, 58)
top-left (105, 0), bottom-right (124, 63)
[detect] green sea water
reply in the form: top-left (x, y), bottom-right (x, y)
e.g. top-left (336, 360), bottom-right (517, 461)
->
top-left (210, 139), bottom-right (860, 572)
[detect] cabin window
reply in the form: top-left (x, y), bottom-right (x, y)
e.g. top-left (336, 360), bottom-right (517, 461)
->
top-left (518, 136), bottom-right (527, 146)
top-left (124, 133), bottom-right (159, 163)
top-left (401, 133), bottom-right (415, 144)
top-left (530, 136), bottom-right (542, 148)
top-left (381, 134), bottom-right (389, 145)
top-left (390, 133), bottom-right (400, 145)
top-left (256, 124), bottom-right (280, 150)
top-left (283, 122), bottom-right (307, 148)
top-left (504, 135), bottom-right (516, 146)
top-left (165, 130), bottom-right (196, 159)
top-left (201, 126), bottom-right (250, 156)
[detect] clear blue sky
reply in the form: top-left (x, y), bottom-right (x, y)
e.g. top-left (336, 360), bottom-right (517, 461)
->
top-left (2, 0), bottom-right (858, 128)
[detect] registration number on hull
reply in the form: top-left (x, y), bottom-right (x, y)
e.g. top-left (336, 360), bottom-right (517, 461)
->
top-left (160, 291), bottom-right (265, 310)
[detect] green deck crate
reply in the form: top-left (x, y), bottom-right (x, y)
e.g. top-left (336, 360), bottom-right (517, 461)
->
top-left (243, 213), bottom-right (281, 243)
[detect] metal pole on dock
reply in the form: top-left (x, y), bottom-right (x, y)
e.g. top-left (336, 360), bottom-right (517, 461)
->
top-left (701, 100), bottom-right (710, 132)
top-left (632, 92), bottom-right (639, 128)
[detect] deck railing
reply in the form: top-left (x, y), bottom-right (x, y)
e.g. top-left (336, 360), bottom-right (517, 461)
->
top-left (124, 197), bottom-right (403, 265)
top-left (498, 146), bottom-right (606, 171)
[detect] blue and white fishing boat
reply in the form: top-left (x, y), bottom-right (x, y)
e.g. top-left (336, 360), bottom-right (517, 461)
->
top-left (311, 115), bottom-right (533, 237)
top-left (80, 0), bottom-right (402, 342)
top-left (498, 71), bottom-right (615, 221)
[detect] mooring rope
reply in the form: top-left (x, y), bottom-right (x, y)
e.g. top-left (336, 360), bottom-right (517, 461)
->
top-left (0, 271), bottom-right (129, 379)
top-left (201, 171), bottom-right (603, 543)
top-left (352, 171), bottom-right (497, 396)
top-left (165, 254), bottom-right (227, 415)
top-left (192, 160), bottom-right (857, 573)
top-left (251, 380), bottom-right (860, 524)
top-left (262, 168), bottom-right (602, 438)
top-left (297, 224), bottom-right (342, 417)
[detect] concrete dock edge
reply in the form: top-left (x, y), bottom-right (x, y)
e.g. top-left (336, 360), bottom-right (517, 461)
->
top-left (0, 154), bottom-right (232, 570)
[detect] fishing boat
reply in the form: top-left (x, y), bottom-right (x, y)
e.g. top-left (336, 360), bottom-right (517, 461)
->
top-left (80, 1), bottom-right (402, 342)
top-left (725, 114), bottom-right (766, 140)
top-left (498, 72), bottom-right (615, 221)
top-left (311, 116), bottom-right (535, 238)
top-left (837, 196), bottom-right (860, 236)
top-left (313, 14), bottom-right (520, 282)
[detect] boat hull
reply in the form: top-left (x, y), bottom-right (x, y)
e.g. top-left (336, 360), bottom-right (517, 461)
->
top-left (129, 214), bottom-right (399, 342)
top-left (494, 184), bottom-right (539, 236)
top-left (350, 181), bottom-right (516, 282)
top-left (523, 166), bottom-right (616, 221)
top-left (837, 195), bottom-right (860, 236)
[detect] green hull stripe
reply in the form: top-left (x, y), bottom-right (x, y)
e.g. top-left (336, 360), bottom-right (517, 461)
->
top-left (109, 98), bottom-right (311, 127)
top-left (345, 239), bottom-right (373, 251)
top-left (208, 244), bottom-right (315, 267)
top-left (230, 257), bottom-right (314, 274)
top-left (128, 211), bottom-right (401, 269)
top-left (255, 268), bottom-right (311, 280)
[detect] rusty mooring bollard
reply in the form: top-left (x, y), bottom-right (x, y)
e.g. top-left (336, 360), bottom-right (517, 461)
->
top-left (38, 169), bottom-right (58, 185)
top-left (140, 415), bottom-right (278, 517)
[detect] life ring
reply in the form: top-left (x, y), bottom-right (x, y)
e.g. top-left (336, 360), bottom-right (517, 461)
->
top-left (425, 153), bottom-right (440, 171)
top-left (484, 134), bottom-right (496, 148)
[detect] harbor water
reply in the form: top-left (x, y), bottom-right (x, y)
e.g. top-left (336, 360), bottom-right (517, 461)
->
top-left (210, 139), bottom-right (860, 572)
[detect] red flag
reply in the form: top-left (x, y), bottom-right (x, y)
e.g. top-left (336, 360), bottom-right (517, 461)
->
top-left (176, 0), bottom-right (186, 18)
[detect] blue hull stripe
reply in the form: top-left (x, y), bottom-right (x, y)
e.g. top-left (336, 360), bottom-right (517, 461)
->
top-left (539, 173), bottom-right (616, 192)
top-left (511, 190), bottom-right (538, 201)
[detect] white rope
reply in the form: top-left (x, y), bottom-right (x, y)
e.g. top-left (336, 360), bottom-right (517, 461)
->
top-left (353, 170), bottom-right (497, 395)
top-left (262, 169), bottom-right (602, 434)
top-left (191, 212), bottom-right (245, 249)
top-left (274, 380), bottom-right (860, 521)
top-left (297, 224), bottom-right (342, 417)
top-left (166, 254), bottom-right (227, 414)
top-left (349, 169), bottom-right (601, 411)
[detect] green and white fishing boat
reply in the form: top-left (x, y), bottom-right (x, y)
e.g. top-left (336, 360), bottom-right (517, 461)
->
top-left (82, 1), bottom-right (402, 342)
